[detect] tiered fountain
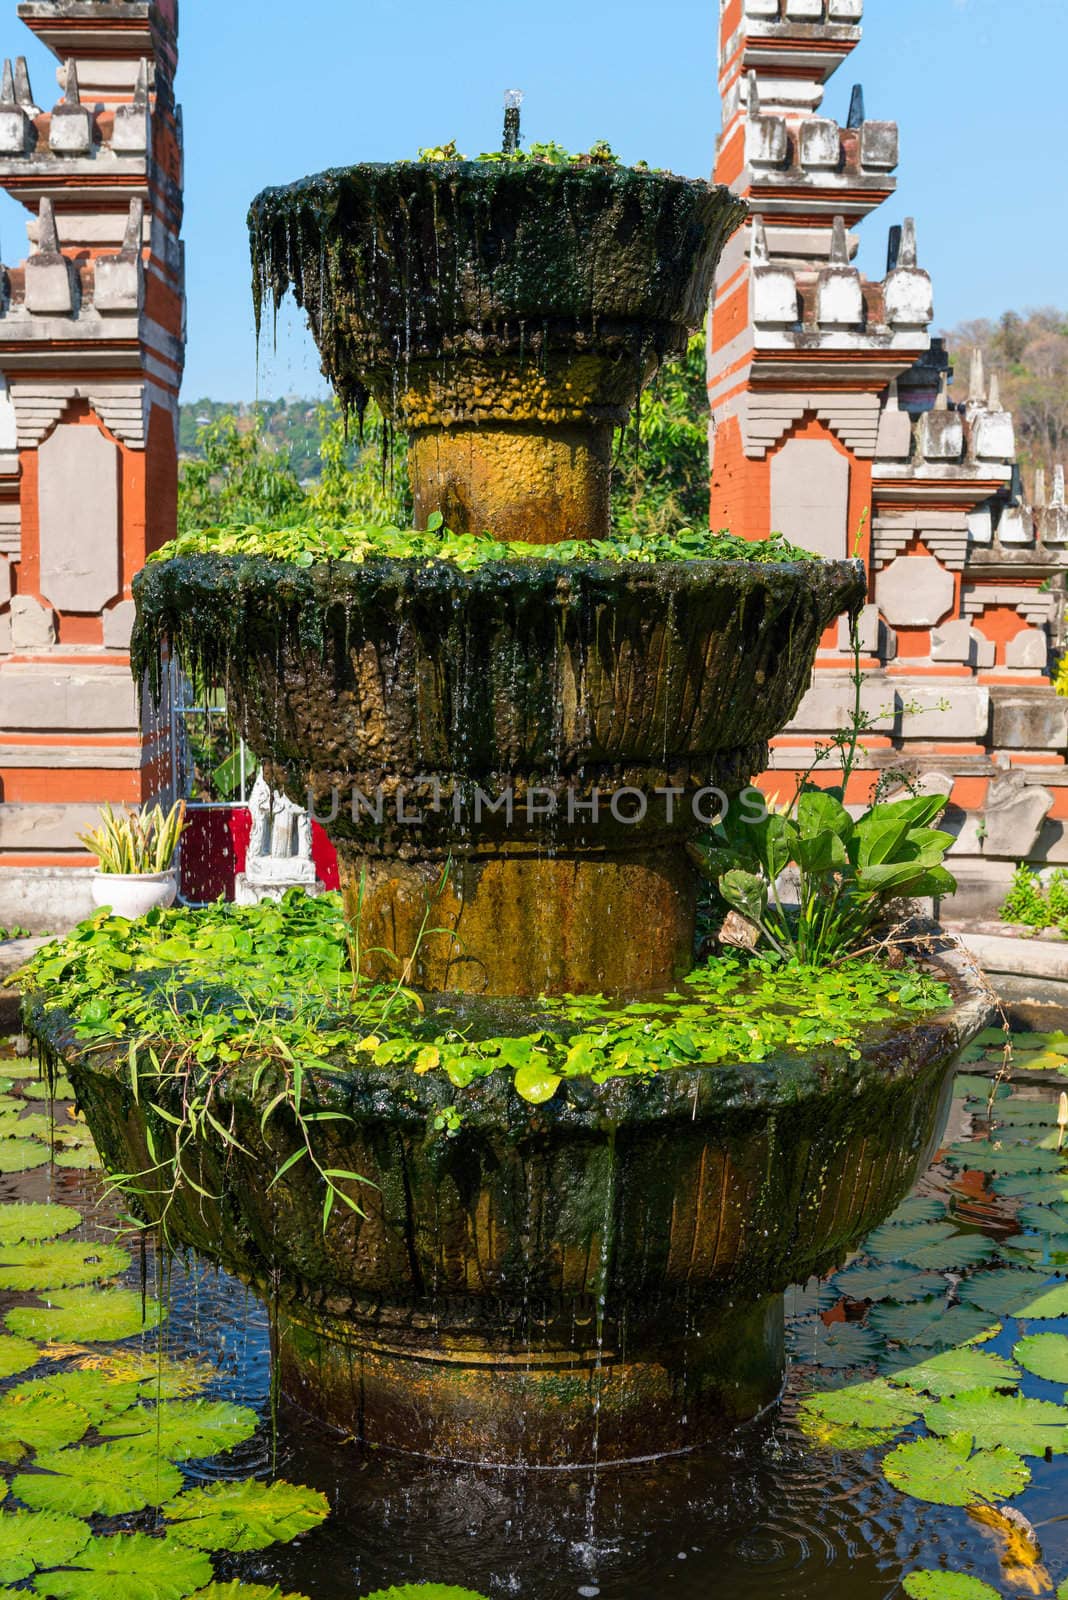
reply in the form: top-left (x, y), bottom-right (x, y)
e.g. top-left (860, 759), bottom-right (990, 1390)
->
top-left (45, 139), bottom-right (989, 1466)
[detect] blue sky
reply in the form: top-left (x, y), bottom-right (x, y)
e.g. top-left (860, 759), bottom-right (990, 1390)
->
top-left (2, 0), bottom-right (1063, 399)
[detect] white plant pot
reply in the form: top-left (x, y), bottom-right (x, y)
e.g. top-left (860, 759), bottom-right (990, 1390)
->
top-left (90, 870), bottom-right (177, 920)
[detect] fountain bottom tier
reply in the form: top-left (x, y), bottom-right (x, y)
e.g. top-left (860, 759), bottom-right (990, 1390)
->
top-left (40, 942), bottom-right (989, 1468)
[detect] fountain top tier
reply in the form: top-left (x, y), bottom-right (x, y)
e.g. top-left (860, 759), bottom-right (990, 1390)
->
top-left (249, 160), bottom-right (748, 411)
top-left (249, 161), bottom-right (748, 541)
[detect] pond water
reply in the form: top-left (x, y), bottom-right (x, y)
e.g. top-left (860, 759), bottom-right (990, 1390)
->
top-left (2, 1023), bottom-right (1066, 1600)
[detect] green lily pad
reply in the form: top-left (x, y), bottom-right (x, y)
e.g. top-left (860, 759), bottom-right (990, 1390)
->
top-left (887, 1348), bottom-right (1021, 1398)
top-left (992, 1172), bottom-right (1068, 1200)
top-left (0, 1140), bottom-right (50, 1174)
top-left (832, 1266), bottom-right (945, 1304)
top-left (903, 1571), bottom-right (1003, 1599)
top-left (788, 1321), bottom-right (881, 1369)
top-left (1015, 1333), bottom-right (1068, 1384)
top-left (958, 1271), bottom-right (1047, 1317)
top-left (1012, 1283), bottom-right (1068, 1318)
top-left (0, 1335), bottom-right (42, 1381)
top-left (100, 1400), bottom-right (258, 1459)
top-left (50, 1146), bottom-right (101, 1171)
top-left (14, 1442), bottom-right (185, 1517)
top-left (0, 1204), bottom-right (79, 1245)
top-left (190, 1585), bottom-right (312, 1600)
top-left (162, 1478), bottom-right (330, 1552)
top-left (21, 1079), bottom-right (74, 1101)
top-left (360, 1590), bottom-right (492, 1600)
top-left (797, 1379), bottom-right (923, 1450)
top-left (878, 1197), bottom-right (949, 1227)
top-left (0, 1241), bottom-right (130, 1292)
top-left (869, 1302), bottom-right (996, 1350)
top-left (945, 1143), bottom-right (1065, 1174)
top-left (0, 1510), bottom-right (90, 1584)
top-left (31, 1532), bottom-right (213, 1600)
top-left (0, 1111), bottom-right (52, 1141)
top-left (73, 1350), bottom-right (216, 1399)
top-left (6, 1288), bottom-right (163, 1344)
top-left (883, 1430), bottom-right (1030, 1506)
top-left (1018, 1203), bottom-right (1068, 1235)
top-left (990, 1099), bottom-right (1058, 1125)
top-left (865, 1221), bottom-right (956, 1260)
top-left (14, 1372), bottom-right (145, 1427)
top-left (0, 1391), bottom-right (89, 1457)
top-left (975, 1028), bottom-right (1012, 1048)
top-left (895, 1237), bottom-right (998, 1273)
top-left (925, 1387), bottom-right (1068, 1455)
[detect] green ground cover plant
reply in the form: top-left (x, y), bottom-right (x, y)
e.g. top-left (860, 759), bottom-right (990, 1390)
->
top-left (1000, 865), bottom-right (1068, 933)
top-left (149, 517), bottom-right (814, 572)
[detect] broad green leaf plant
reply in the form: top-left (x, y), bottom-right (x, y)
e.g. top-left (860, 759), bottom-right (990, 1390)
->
top-left (693, 788), bottom-right (956, 966)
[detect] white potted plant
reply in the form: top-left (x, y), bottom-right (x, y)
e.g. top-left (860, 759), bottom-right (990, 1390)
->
top-left (80, 799), bottom-right (187, 919)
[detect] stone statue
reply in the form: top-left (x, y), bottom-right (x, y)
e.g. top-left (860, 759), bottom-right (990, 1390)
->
top-left (235, 770), bottom-right (322, 905)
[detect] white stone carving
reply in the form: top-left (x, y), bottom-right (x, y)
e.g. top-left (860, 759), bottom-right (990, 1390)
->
top-left (235, 771), bottom-right (323, 906)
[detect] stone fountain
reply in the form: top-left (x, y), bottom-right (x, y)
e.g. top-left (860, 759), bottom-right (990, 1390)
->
top-left (36, 153), bottom-right (990, 1467)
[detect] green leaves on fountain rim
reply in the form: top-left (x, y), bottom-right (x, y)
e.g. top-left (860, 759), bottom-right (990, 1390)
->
top-left (146, 520), bottom-right (819, 573)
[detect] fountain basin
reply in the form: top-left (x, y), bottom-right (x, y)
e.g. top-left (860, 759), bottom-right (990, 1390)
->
top-left (248, 162), bottom-right (747, 540)
top-left (134, 553), bottom-right (863, 994)
top-left (32, 940), bottom-right (990, 1467)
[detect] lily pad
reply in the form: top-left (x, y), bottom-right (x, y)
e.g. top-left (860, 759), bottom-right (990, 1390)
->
top-left (958, 1271), bottom-right (1047, 1317)
top-left (13, 1371), bottom-right (145, 1427)
top-left (190, 1586), bottom-right (311, 1600)
top-left (0, 1204), bottom-right (79, 1245)
top-left (945, 1143), bottom-right (1065, 1174)
top-left (0, 1510), bottom-right (90, 1584)
top-left (903, 1573), bottom-right (1002, 1600)
top-left (21, 1079), bottom-right (74, 1101)
top-left (32, 1532), bottom-right (213, 1600)
top-left (992, 1172), bottom-right (1068, 1200)
top-left (14, 1442), bottom-right (185, 1517)
top-left (887, 1348), bottom-right (1021, 1399)
top-left (925, 1388), bottom-right (1068, 1456)
top-left (74, 1350), bottom-right (216, 1399)
top-left (0, 1242), bottom-right (130, 1292)
top-left (1014, 1333), bottom-right (1068, 1384)
top-left (360, 1591), bottom-right (492, 1600)
top-left (50, 1147), bottom-right (101, 1171)
top-left (162, 1478), bottom-right (330, 1552)
top-left (831, 1266), bottom-right (945, 1305)
top-left (797, 1379), bottom-right (923, 1450)
top-left (1018, 1203), bottom-right (1068, 1235)
top-left (6, 1288), bottom-right (163, 1345)
top-left (788, 1321), bottom-right (881, 1369)
top-left (0, 1111), bottom-right (52, 1141)
top-left (190, 1587), bottom-right (312, 1600)
top-left (100, 1400), bottom-right (258, 1459)
top-left (869, 1302), bottom-right (996, 1350)
top-left (883, 1430), bottom-right (1030, 1506)
top-left (865, 1221), bottom-right (956, 1260)
top-left (0, 1140), bottom-right (50, 1174)
top-left (0, 1335), bottom-right (42, 1381)
top-left (0, 1390), bottom-right (89, 1457)
top-left (877, 1197), bottom-right (950, 1227)
top-left (1012, 1284), bottom-right (1068, 1318)
top-left (896, 1237), bottom-right (998, 1273)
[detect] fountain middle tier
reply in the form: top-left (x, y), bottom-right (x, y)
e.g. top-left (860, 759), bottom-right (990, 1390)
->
top-left (134, 552), bottom-right (864, 995)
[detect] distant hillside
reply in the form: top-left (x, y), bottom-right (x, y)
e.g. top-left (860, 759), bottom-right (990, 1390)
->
top-left (945, 308), bottom-right (1068, 496)
top-left (179, 397), bottom-right (329, 483)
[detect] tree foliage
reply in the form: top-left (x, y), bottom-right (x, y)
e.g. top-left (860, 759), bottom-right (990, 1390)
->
top-left (946, 307), bottom-right (1068, 491)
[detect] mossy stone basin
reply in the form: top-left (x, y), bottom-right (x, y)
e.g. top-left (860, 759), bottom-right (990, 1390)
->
top-left (248, 162), bottom-right (747, 540)
top-left (36, 942), bottom-right (990, 1467)
top-left (134, 553), bottom-right (863, 994)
